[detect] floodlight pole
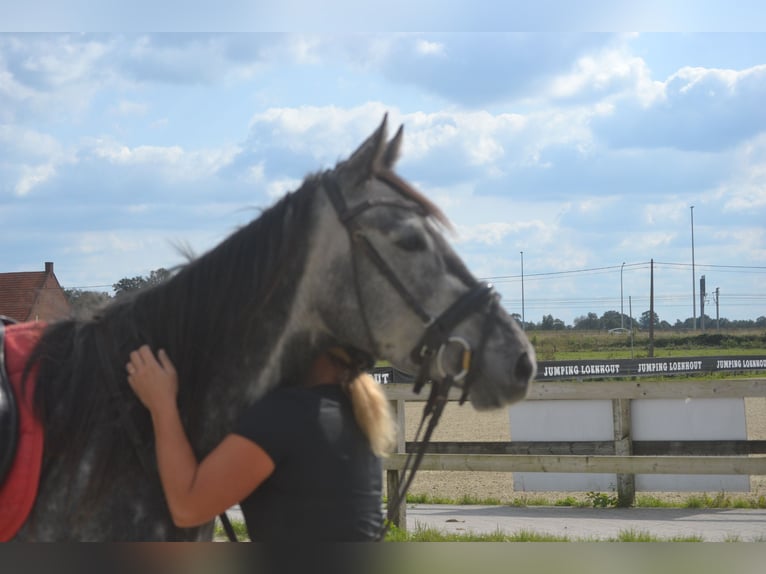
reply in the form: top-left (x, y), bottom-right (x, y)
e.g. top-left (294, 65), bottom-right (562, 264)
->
top-left (691, 205), bottom-right (697, 330)
top-left (520, 251), bottom-right (525, 330)
top-left (620, 262), bottom-right (625, 330)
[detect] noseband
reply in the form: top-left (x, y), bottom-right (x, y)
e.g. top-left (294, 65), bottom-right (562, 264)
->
top-left (322, 173), bottom-right (499, 537)
top-left (322, 172), bottom-right (498, 396)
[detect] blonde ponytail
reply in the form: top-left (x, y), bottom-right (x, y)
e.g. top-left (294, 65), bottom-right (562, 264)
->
top-left (346, 372), bottom-right (396, 457)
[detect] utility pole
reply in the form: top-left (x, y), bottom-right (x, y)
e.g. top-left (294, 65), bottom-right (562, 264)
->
top-left (629, 296), bottom-right (634, 359)
top-left (691, 205), bottom-right (696, 330)
top-left (520, 251), bottom-right (525, 330)
top-left (649, 258), bottom-right (654, 358)
top-left (715, 287), bottom-right (720, 330)
top-left (620, 262), bottom-right (625, 330)
top-left (700, 275), bottom-right (706, 331)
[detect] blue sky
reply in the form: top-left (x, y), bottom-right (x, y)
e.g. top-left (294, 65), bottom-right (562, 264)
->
top-left (1, 29), bottom-right (765, 325)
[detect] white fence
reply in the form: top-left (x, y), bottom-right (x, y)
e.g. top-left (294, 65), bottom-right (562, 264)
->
top-left (381, 377), bottom-right (766, 527)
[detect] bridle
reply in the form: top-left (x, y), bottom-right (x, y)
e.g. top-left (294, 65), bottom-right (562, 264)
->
top-left (321, 172), bottom-right (500, 539)
top-left (111, 170), bottom-right (500, 543)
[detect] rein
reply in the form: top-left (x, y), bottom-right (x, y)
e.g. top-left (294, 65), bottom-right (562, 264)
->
top-left (321, 173), bottom-right (499, 539)
top-left (108, 171), bottom-right (497, 543)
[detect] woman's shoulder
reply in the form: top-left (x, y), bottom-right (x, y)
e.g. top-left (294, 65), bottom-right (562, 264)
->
top-left (247, 384), bottom-right (345, 412)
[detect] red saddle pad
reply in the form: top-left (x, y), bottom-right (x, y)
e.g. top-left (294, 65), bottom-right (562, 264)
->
top-left (0, 322), bottom-right (45, 542)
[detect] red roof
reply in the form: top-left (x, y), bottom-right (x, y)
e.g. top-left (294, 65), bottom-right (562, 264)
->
top-left (0, 262), bottom-right (69, 322)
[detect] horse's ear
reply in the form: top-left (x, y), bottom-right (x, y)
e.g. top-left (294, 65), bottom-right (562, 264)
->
top-left (382, 124), bottom-right (403, 169)
top-left (339, 114), bottom-right (389, 181)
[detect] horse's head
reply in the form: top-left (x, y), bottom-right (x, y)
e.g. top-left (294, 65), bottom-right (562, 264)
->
top-left (312, 115), bottom-right (536, 409)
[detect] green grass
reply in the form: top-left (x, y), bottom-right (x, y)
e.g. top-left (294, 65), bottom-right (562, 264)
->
top-left (403, 491), bottom-right (766, 510)
top-left (384, 524), bottom-right (705, 542)
top-left (613, 529), bottom-right (704, 542)
top-left (680, 491), bottom-right (766, 509)
top-left (529, 329), bottom-right (766, 361)
top-left (214, 518), bottom-right (250, 541)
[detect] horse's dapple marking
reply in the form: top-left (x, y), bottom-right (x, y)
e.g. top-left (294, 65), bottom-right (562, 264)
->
top-left (13, 116), bottom-right (535, 540)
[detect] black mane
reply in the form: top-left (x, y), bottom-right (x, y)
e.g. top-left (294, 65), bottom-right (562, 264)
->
top-left (26, 174), bottom-right (320, 487)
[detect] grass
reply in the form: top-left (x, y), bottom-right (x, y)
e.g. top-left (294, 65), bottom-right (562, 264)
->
top-left (215, 492), bottom-right (762, 542)
top-left (529, 329), bottom-right (766, 361)
top-left (403, 491), bottom-right (766, 509)
top-left (682, 492), bottom-right (766, 509)
top-left (213, 519), bottom-right (722, 542)
top-left (385, 525), bottom-right (571, 542)
top-left (214, 517), bottom-right (249, 541)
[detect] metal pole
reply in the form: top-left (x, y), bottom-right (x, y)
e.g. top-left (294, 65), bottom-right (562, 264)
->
top-left (620, 262), bottom-right (625, 330)
top-left (691, 205), bottom-right (696, 330)
top-left (520, 251), bottom-right (525, 330)
top-left (715, 287), bottom-right (720, 330)
top-left (649, 258), bottom-right (654, 358)
top-left (629, 296), bottom-right (634, 359)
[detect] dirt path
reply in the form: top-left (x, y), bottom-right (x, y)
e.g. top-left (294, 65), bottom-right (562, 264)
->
top-left (394, 397), bottom-right (766, 504)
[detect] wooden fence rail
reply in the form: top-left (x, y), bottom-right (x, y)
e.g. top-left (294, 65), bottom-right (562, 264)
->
top-left (382, 378), bottom-right (766, 529)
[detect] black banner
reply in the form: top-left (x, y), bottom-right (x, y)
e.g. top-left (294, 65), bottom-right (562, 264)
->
top-left (536, 355), bottom-right (766, 380)
top-left (373, 355), bottom-right (766, 384)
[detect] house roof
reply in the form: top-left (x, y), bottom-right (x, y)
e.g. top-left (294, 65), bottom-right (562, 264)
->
top-left (0, 263), bottom-right (59, 322)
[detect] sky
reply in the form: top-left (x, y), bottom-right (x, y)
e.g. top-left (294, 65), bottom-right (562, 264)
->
top-left (1, 23), bottom-right (765, 326)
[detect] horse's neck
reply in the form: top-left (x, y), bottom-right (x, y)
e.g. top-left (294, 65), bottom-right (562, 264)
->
top-left (138, 255), bottom-right (329, 451)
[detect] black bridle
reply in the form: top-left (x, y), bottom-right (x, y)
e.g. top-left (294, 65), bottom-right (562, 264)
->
top-left (321, 172), bottom-right (500, 538)
top-left (111, 171), bottom-right (500, 543)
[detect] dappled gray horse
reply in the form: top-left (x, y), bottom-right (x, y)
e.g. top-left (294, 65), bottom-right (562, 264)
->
top-left (10, 116), bottom-right (535, 540)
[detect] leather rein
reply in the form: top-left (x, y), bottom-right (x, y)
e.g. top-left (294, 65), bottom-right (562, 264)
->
top-left (321, 172), bottom-right (500, 539)
top-left (110, 172), bottom-right (499, 542)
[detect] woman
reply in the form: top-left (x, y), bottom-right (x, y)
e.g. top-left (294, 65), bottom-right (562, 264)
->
top-left (125, 344), bottom-right (395, 542)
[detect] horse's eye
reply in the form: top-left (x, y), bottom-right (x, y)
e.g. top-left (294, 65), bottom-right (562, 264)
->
top-left (394, 229), bottom-right (428, 252)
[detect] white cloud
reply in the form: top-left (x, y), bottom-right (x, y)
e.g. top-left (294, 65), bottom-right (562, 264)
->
top-left (549, 46), bottom-right (661, 104)
top-left (454, 220), bottom-right (550, 245)
top-left (0, 125), bottom-right (67, 160)
top-left (248, 102), bottom-right (393, 162)
top-left (715, 135), bottom-right (766, 211)
top-left (711, 228), bottom-right (766, 261)
top-left (576, 196), bottom-right (619, 214)
top-left (66, 231), bottom-right (145, 255)
top-left (112, 100), bottom-right (148, 116)
top-left (415, 39), bottom-right (445, 56)
top-left (621, 232), bottom-right (676, 251)
top-left (642, 200), bottom-right (691, 226)
top-left (594, 63), bottom-right (766, 151)
top-left (88, 139), bottom-right (241, 181)
top-left (244, 162), bottom-right (265, 184)
top-left (14, 163), bottom-right (56, 196)
top-left (266, 177), bottom-right (302, 199)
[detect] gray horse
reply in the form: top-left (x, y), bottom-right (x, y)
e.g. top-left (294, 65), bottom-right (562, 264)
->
top-left (12, 116), bottom-right (536, 541)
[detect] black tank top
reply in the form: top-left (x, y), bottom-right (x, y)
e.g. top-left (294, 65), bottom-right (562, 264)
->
top-left (234, 384), bottom-right (383, 541)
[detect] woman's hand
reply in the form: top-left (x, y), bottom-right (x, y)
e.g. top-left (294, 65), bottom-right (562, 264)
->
top-left (125, 345), bottom-right (274, 528)
top-left (126, 345), bottom-right (178, 415)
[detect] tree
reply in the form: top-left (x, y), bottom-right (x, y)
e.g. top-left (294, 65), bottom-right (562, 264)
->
top-left (573, 312), bottom-right (600, 330)
top-left (639, 310), bottom-right (660, 330)
top-left (113, 268), bottom-right (171, 297)
top-left (600, 310), bottom-right (623, 330)
top-left (64, 289), bottom-right (112, 319)
top-left (539, 314), bottom-right (566, 330)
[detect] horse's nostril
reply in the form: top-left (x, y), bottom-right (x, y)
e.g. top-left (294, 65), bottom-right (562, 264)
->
top-left (514, 352), bottom-right (535, 383)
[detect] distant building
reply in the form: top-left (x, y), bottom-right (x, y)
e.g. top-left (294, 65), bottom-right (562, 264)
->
top-left (0, 261), bottom-right (71, 322)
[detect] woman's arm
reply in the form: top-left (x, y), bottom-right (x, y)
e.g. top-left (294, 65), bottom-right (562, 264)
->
top-left (127, 345), bottom-right (275, 527)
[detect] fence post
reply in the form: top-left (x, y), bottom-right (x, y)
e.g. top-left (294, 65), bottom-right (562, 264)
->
top-left (386, 399), bottom-right (407, 530)
top-left (612, 398), bottom-right (635, 506)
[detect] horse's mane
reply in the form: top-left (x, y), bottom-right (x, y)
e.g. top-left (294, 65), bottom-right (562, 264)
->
top-left (26, 174), bottom-right (320, 486)
top-left (25, 154), bottom-right (452, 495)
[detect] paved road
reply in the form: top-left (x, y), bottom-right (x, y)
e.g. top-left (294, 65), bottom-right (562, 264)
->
top-left (224, 504), bottom-right (766, 541)
top-left (403, 504), bottom-right (766, 542)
